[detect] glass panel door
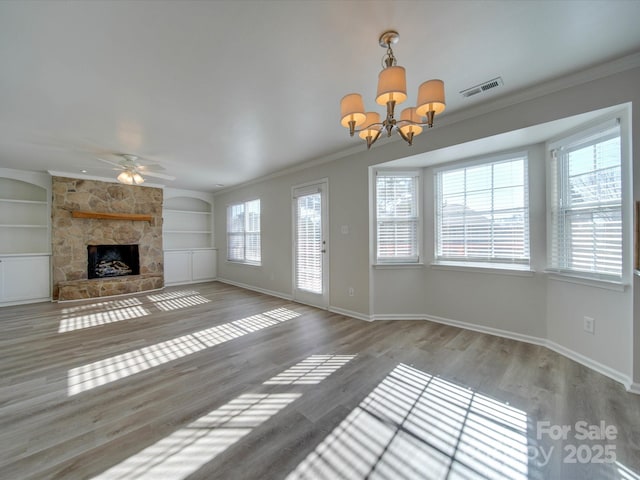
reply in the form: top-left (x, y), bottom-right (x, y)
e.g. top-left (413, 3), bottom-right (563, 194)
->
top-left (293, 181), bottom-right (328, 308)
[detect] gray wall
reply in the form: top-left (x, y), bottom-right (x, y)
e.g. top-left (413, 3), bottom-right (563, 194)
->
top-left (215, 65), bottom-right (640, 389)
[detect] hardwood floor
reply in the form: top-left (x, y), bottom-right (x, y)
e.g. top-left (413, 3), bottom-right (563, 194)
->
top-left (0, 281), bottom-right (639, 479)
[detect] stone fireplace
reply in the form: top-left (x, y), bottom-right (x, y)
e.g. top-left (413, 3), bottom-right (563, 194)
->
top-left (52, 176), bottom-right (164, 301)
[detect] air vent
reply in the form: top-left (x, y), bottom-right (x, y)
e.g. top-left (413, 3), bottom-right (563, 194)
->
top-left (460, 77), bottom-right (503, 98)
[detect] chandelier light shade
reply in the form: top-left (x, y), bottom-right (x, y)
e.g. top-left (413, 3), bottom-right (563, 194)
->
top-left (376, 66), bottom-right (407, 106)
top-left (399, 107), bottom-right (423, 145)
top-left (358, 112), bottom-right (382, 149)
top-left (340, 30), bottom-right (446, 149)
top-left (416, 79), bottom-right (446, 126)
top-left (340, 93), bottom-right (366, 136)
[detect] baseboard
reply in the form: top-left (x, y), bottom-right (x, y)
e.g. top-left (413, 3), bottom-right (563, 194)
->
top-left (371, 311), bottom-right (637, 394)
top-left (329, 306), bottom-right (372, 322)
top-left (1, 296), bottom-right (51, 307)
top-left (423, 313), bottom-right (547, 347)
top-left (545, 340), bottom-right (632, 390)
top-left (165, 278), bottom-right (217, 287)
top-left (627, 382), bottom-right (640, 394)
top-left (370, 314), bottom-right (424, 321)
top-left (215, 278), bottom-right (293, 301)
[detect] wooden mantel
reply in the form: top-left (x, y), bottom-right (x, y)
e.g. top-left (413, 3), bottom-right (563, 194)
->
top-left (71, 211), bottom-right (153, 222)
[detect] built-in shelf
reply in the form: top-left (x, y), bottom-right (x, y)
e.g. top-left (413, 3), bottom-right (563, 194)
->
top-left (0, 199), bottom-right (48, 205)
top-left (0, 177), bottom-right (50, 255)
top-left (163, 193), bottom-right (216, 284)
top-left (163, 196), bottom-right (213, 250)
top-left (163, 208), bottom-right (211, 215)
top-left (0, 173), bottom-right (52, 305)
top-left (0, 224), bottom-right (48, 228)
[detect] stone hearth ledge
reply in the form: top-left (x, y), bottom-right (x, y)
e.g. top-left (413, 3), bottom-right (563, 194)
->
top-left (57, 274), bottom-right (163, 301)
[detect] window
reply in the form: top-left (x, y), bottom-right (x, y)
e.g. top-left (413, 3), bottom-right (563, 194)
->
top-left (435, 154), bottom-right (529, 267)
top-left (549, 118), bottom-right (622, 280)
top-left (227, 199), bottom-right (261, 264)
top-left (375, 172), bottom-right (419, 263)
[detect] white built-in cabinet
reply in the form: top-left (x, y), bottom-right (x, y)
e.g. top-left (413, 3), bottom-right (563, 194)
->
top-left (0, 171), bottom-right (51, 305)
top-left (163, 190), bottom-right (217, 286)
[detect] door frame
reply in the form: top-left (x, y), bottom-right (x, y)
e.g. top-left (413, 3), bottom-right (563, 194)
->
top-left (291, 178), bottom-right (329, 309)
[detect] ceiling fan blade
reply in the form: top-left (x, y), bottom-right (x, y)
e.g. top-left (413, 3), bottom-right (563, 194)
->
top-left (137, 163), bottom-right (166, 173)
top-left (95, 156), bottom-right (125, 168)
top-left (140, 171), bottom-right (176, 181)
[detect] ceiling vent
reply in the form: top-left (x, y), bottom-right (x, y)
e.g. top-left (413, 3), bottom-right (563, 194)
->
top-left (460, 77), bottom-right (504, 98)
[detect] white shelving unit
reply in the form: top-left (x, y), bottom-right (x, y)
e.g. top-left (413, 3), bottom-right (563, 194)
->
top-left (163, 190), bottom-right (216, 286)
top-left (0, 177), bottom-right (50, 254)
top-left (163, 196), bottom-right (212, 250)
top-left (0, 171), bottom-right (51, 305)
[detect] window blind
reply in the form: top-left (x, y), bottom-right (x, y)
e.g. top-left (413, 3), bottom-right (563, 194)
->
top-left (549, 119), bottom-right (621, 279)
top-left (295, 191), bottom-right (322, 293)
top-left (227, 199), bottom-right (261, 264)
top-left (376, 172), bottom-right (419, 263)
top-left (436, 155), bottom-right (529, 265)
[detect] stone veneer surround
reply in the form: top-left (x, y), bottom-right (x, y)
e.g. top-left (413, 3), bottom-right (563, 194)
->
top-left (52, 176), bottom-right (164, 301)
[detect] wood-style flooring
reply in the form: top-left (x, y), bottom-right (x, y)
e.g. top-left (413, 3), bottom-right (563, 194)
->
top-left (0, 281), bottom-right (639, 479)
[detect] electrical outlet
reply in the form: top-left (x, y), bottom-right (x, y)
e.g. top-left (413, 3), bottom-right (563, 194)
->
top-left (348, 287), bottom-right (354, 297)
top-left (583, 316), bottom-right (595, 334)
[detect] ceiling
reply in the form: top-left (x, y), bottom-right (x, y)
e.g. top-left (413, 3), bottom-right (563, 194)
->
top-left (1, 0), bottom-right (640, 192)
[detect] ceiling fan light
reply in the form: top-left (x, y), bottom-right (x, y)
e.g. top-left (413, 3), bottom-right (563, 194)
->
top-left (376, 66), bottom-right (407, 106)
top-left (132, 172), bottom-right (144, 185)
top-left (399, 107), bottom-right (423, 137)
top-left (416, 79), bottom-right (446, 117)
top-left (340, 93), bottom-right (366, 128)
top-left (117, 170), bottom-right (134, 185)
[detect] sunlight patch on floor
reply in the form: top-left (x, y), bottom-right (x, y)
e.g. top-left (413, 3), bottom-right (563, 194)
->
top-left (90, 351), bottom-right (354, 479)
top-left (58, 298), bottom-right (150, 332)
top-left (618, 462), bottom-right (640, 479)
top-left (147, 290), bottom-right (211, 312)
top-left (287, 363), bottom-right (529, 480)
top-left (67, 307), bottom-right (300, 395)
top-left (92, 393), bottom-right (300, 480)
top-left (264, 355), bottom-right (356, 385)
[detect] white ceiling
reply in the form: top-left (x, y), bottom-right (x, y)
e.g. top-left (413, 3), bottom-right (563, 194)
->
top-left (1, 0), bottom-right (640, 191)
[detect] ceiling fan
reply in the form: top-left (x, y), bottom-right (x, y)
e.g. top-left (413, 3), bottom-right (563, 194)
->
top-left (96, 154), bottom-right (176, 185)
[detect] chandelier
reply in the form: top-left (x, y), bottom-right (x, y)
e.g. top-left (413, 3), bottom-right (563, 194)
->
top-left (340, 30), bottom-right (446, 149)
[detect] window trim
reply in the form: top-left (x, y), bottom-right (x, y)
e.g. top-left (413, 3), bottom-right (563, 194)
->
top-left (433, 151), bottom-right (530, 268)
top-left (226, 198), bottom-right (261, 266)
top-left (546, 113), bottom-right (626, 283)
top-left (373, 169), bottom-right (422, 265)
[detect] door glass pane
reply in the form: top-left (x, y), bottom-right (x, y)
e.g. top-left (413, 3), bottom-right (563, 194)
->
top-left (296, 193), bottom-right (322, 294)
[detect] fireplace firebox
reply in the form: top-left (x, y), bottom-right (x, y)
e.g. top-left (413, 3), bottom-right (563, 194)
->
top-left (87, 245), bottom-right (140, 279)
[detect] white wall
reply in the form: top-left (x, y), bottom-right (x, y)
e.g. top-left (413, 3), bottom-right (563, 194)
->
top-left (215, 64), bottom-right (640, 390)
top-left (214, 157), bottom-right (372, 315)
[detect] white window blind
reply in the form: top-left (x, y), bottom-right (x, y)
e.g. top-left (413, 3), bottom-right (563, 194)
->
top-left (295, 188), bottom-right (322, 293)
top-left (376, 172), bottom-right (419, 263)
top-left (436, 154), bottom-right (529, 265)
top-left (549, 119), bottom-right (621, 279)
top-left (227, 199), bottom-right (261, 264)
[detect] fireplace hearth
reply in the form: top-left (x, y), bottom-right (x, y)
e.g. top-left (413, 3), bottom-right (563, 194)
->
top-left (87, 245), bottom-right (140, 279)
